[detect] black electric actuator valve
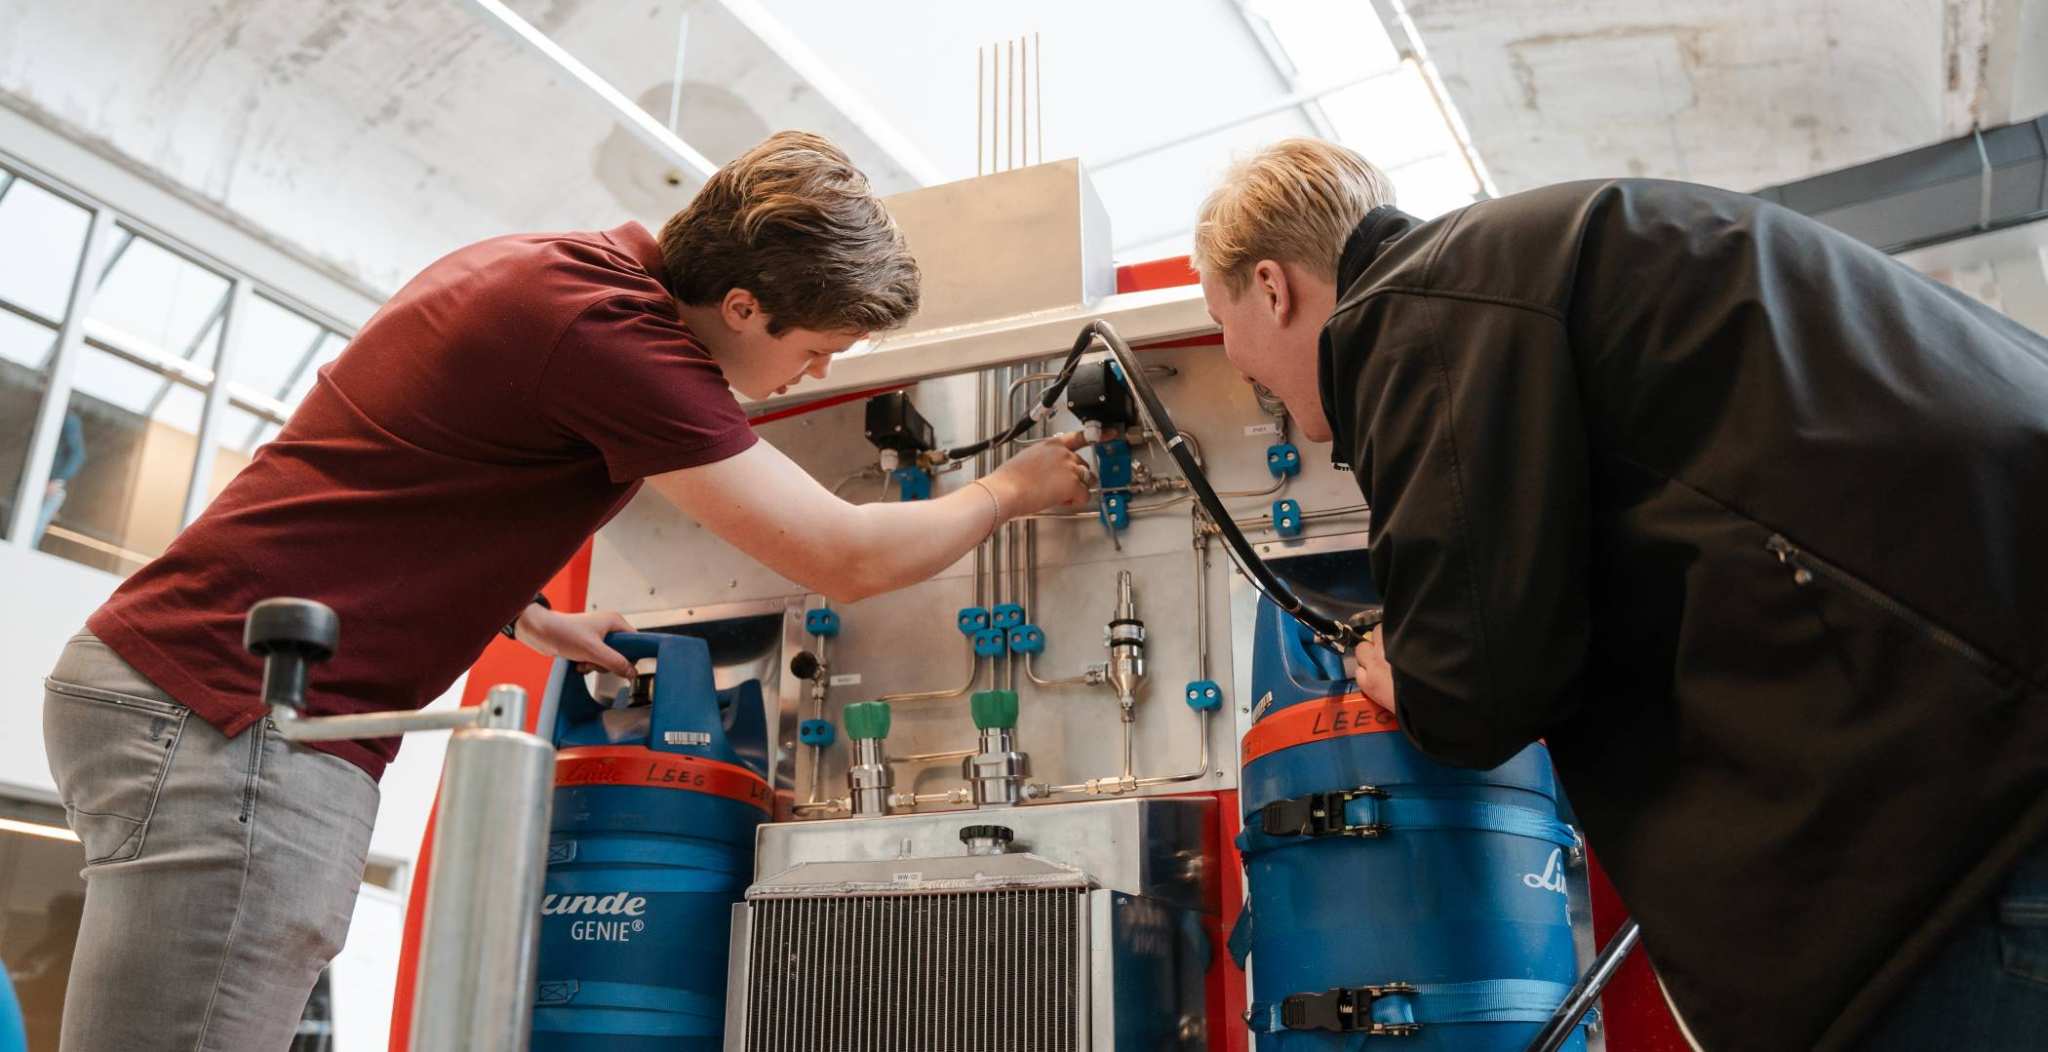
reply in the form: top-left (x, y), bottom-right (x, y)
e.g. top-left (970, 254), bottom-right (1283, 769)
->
top-left (864, 392), bottom-right (937, 459)
top-left (1065, 359), bottom-right (1138, 436)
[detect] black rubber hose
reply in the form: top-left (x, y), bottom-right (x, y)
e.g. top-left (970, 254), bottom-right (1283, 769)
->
top-left (936, 318), bottom-right (1378, 651)
top-left (1087, 319), bottom-right (1376, 650)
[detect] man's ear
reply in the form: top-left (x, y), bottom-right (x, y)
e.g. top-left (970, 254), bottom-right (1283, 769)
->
top-left (1253, 259), bottom-right (1293, 326)
top-left (720, 288), bottom-right (763, 333)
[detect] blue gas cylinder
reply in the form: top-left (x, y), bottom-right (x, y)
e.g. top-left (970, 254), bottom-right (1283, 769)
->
top-left (531, 632), bottom-right (770, 1051)
top-left (0, 960), bottom-right (24, 1052)
top-left (1234, 598), bottom-right (1592, 1050)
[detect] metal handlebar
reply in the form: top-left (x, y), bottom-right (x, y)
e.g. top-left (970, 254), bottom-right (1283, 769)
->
top-left (242, 600), bottom-right (551, 1052)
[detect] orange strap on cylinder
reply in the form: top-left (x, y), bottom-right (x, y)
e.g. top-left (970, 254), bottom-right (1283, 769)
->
top-left (1240, 692), bottom-right (1400, 765)
top-left (555, 746), bottom-right (771, 813)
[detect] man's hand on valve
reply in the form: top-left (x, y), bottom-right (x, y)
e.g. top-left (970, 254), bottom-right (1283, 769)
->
top-left (1352, 627), bottom-right (1395, 715)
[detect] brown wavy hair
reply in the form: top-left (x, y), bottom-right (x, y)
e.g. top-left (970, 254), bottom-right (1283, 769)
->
top-left (659, 131), bottom-right (921, 334)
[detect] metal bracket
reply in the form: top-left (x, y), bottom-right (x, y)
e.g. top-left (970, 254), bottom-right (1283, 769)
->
top-left (1271, 499), bottom-right (1303, 538)
top-left (1007, 624), bottom-right (1046, 654)
top-left (973, 627), bottom-right (1010, 657)
top-left (1265, 442), bottom-right (1301, 478)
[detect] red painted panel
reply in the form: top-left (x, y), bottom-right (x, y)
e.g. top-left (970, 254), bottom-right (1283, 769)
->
top-left (1587, 849), bottom-right (1689, 1050)
top-left (1116, 255), bottom-right (1200, 293)
top-left (1208, 788), bottom-right (1250, 1052)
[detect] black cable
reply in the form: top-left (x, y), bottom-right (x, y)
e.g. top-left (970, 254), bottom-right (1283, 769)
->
top-left (1086, 319), bottom-right (1380, 651)
top-left (935, 318), bottom-right (1377, 651)
top-left (938, 324), bottom-right (1097, 463)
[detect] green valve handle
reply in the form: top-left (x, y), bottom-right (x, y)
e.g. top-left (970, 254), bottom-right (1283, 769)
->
top-left (843, 701), bottom-right (891, 741)
top-left (970, 690), bottom-right (1019, 731)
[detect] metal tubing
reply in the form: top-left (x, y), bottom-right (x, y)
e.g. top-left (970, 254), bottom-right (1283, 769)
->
top-left (410, 686), bottom-right (553, 1052)
top-left (803, 630), bottom-right (831, 805)
top-left (879, 641), bottom-right (980, 703)
top-left (1037, 709), bottom-right (1213, 797)
top-left (270, 705), bottom-right (488, 742)
top-left (896, 748), bottom-right (977, 764)
top-left (888, 788), bottom-right (974, 810)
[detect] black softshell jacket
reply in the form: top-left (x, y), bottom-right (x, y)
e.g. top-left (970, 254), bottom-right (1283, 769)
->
top-left (1319, 180), bottom-right (2048, 1050)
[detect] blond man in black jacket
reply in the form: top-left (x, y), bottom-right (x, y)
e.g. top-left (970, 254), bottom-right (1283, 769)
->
top-left (1191, 138), bottom-right (2048, 1051)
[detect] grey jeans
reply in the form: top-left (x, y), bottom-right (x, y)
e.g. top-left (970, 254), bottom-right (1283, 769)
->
top-left (42, 632), bottom-right (379, 1052)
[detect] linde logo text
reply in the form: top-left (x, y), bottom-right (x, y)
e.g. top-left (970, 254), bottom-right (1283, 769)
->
top-left (542, 892), bottom-right (648, 917)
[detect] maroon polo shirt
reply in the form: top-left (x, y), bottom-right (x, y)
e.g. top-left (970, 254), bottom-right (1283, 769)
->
top-left (87, 223), bottom-right (757, 779)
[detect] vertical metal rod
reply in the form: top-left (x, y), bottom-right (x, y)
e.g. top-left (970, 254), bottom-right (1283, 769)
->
top-left (1003, 38), bottom-right (1011, 169)
top-left (10, 206), bottom-right (114, 547)
top-left (976, 46), bottom-right (985, 176)
top-left (1194, 529), bottom-right (1211, 682)
top-left (988, 40), bottom-right (1001, 173)
top-left (1035, 31), bottom-right (1044, 163)
top-left (181, 278), bottom-right (249, 527)
top-left (1020, 34), bottom-right (1029, 167)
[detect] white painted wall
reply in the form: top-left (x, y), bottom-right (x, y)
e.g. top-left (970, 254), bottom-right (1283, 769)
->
top-left (0, 546), bottom-right (118, 797)
top-left (330, 883), bottom-right (406, 1052)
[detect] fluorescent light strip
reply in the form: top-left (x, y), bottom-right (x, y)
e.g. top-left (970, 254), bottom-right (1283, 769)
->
top-left (468, 0), bottom-right (717, 181)
top-left (0, 816), bottom-right (80, 843)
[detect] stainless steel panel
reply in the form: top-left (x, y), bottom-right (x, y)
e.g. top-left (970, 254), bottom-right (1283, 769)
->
top-left (878, 160), bottom-right (1113, 337)
top-left (752, 797), bottom-right (1214, 915)
top-left (593, 340), bottom-right (1368, 804)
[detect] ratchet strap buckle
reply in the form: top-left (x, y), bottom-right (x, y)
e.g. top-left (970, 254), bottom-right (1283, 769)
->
top-left (1258, 786), bottom-right (1387, 839)
top-left (1277, 983), bottom-right (1421, 1035)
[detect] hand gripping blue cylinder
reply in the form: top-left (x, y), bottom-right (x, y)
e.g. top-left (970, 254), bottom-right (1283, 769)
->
top-left (1235, 599), bottom-right (1593, 1050)
top-left (532, 632), bottom-right (770, 1051)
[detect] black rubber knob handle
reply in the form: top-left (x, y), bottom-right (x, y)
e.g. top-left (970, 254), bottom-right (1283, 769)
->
top-left (244, 598), bottom-right (339, 712)
top-left (959, 824), bottom-right (1014, 845)
top-left (789, 650), bottom-right (821, 682)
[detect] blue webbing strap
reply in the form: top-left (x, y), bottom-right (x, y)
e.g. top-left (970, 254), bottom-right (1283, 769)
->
top-left (533, 979), bottom-right (722, 1018)
top-left (1245, 978), bottom-right (1598, 1035)
top-left (1237, 795), bottom-right (1578, 858)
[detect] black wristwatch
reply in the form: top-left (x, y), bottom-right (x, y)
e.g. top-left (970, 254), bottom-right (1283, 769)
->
top-left (501, 593), bottom-right (551, 640)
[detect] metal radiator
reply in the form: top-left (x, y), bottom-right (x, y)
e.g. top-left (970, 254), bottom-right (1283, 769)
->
top-left (724, 798), bottom-right (1214, 1052)
top-left (744, 889), bottom-right (1081, 1052)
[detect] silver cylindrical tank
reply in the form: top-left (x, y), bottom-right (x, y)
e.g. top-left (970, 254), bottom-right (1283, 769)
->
top-left (411, 686), bottom-right (555, 1052)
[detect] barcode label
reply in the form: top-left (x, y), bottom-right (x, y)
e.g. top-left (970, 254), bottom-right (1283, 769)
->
top-left (1244, 422), bottom-right (1281, 436)
top-left (830, 673), bottom-right (862, 687)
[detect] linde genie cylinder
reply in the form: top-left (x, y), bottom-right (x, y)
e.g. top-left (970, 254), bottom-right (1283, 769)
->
top-left (530, 633), bottom-right (769, 1051)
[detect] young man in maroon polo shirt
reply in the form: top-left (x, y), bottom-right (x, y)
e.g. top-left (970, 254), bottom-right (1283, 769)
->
top-left (40, 131), bottom-right (1092, 1050)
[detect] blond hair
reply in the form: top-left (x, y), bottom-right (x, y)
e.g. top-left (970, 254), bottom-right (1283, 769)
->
top-left (1191, 139), bottom-right (1395, 293)
top-left (660, 130), bottom-right (920, 334)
